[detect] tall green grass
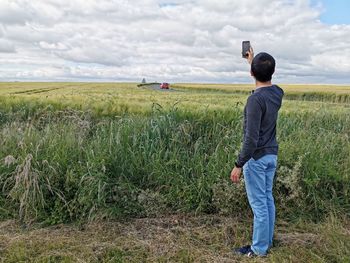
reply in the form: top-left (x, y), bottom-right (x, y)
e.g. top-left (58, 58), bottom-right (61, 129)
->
top-left (0, 103), bottom-right (349, 224)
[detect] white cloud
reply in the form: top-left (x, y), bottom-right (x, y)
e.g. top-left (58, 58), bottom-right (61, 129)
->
top-left (0, 0), bottom-right (349, 83)
top-left (0, 39), bottom-right (16, 53)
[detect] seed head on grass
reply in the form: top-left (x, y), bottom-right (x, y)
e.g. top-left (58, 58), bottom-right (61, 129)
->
top-left (8, 154), bottom-right (46, 224)
top-left (4, 155), bottom-right (16, 167)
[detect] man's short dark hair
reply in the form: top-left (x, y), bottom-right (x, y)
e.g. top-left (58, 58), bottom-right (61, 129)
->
top-left (251, 52), bottom-right (275, 82)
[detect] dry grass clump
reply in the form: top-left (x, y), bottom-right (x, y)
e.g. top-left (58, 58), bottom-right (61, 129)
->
top-left (0, 215), bottom-right (349, 262)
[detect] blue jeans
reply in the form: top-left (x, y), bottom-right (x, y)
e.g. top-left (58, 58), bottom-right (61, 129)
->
top-left (243, 154), bottom-right (277, 256)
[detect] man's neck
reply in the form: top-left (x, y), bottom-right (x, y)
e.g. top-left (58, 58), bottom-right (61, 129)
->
top-left (255, 81), bottom-right (272, 89)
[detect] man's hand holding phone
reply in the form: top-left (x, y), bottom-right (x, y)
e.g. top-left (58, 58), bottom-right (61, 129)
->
top-left (246, 47), bottom-right (254, 64)
top-left (242, 41), bottom-right (254, 64)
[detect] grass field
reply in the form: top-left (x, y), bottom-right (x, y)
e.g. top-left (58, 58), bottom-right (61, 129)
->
top-left (0, 82), bottom-right (349, 115)
top-left (1, 215), bottom-right (349, 262)
top-left (0, 82), bottom-right (349, 262)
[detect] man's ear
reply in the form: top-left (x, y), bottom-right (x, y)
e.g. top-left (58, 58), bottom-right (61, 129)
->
top-left (250, 70), bottom-right (254, 77)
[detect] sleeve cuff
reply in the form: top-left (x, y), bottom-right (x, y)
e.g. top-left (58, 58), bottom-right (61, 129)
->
top-left (235, 161), bottom-right (243, 168)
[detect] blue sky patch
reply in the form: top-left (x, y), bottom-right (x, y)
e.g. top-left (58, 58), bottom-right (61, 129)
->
top-left (313, 0), bottom-right (350, 25)
top-left (159, 3), bottom-right (179, 8)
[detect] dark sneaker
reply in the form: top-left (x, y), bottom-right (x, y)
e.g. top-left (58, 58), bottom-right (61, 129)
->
top-left (233, 245), bottom-right (257, 257)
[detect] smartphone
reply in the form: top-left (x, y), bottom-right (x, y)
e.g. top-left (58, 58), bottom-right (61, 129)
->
top-left (242, 41), bottom-right (251, 58)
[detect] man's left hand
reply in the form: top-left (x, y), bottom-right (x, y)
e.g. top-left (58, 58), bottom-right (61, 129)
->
top-left (230, 166), bottom-right (242, 183)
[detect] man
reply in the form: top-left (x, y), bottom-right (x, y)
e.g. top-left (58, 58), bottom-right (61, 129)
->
top-left (230, 47), bottom-right (284, 257)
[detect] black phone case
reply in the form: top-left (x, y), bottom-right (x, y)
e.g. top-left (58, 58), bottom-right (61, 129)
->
top-left (242, 41), bottom-right (250, 58)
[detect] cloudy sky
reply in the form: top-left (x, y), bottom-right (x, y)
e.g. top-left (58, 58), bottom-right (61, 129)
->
top-left (0, 0), bottom-right (349, 84)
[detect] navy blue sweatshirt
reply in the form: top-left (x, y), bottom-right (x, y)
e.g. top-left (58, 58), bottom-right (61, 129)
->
top-left (235, 85), bottom-right (284, 168)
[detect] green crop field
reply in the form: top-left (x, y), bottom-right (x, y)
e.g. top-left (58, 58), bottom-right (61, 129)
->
top-left (0, 82), bottom-right (349, 262)
top-left (0, 82), bottom-right (349, 115)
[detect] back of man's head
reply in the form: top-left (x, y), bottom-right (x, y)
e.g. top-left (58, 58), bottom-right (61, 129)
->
top-left (251, 52), bottom-right (275, 82)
